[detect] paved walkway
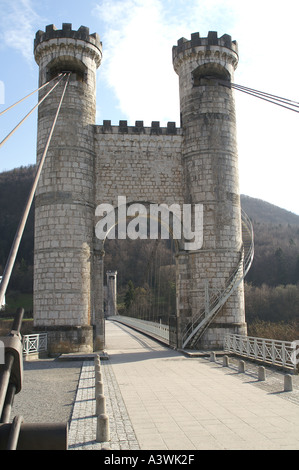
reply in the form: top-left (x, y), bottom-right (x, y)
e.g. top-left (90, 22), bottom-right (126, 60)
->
top-left (68, 320), bottom-right (299, 450)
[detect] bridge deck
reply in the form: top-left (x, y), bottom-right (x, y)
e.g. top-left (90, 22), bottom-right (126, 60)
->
top-left (69, 320), bottom-right (299, 450)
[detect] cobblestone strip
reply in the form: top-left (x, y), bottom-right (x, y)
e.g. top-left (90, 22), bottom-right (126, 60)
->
top-left (68, 359), bottom-right (140, 450)
top-left (102, 360), bottom-right (140, 450)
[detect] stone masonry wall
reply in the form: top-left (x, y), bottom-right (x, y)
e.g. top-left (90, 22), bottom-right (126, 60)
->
top-left (94, 121), bottom-right (184, 207)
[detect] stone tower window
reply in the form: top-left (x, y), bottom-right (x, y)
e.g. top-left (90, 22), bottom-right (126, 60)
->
top-left (46, 56), bottom-right (87, 82)
top-left (192, 63), bottom-right (230, 87)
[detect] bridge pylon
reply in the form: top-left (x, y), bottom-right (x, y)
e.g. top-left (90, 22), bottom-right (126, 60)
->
top-left (173, 32), bottom-right (249, 349)
top-left (33, 24), bottom-right (102, 353)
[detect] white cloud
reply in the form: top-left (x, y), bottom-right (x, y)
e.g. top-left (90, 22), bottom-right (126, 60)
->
top-left (94, 0), bottom-right (182, 125)
top-left (92, 0), bottom-right (299, 213)
top-left (92, 0), bottom-right (250, 125)
top-left (0, 0), bottom-right (43, 62)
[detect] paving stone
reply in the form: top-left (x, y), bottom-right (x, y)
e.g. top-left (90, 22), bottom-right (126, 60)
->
top-left (68, 358), bottom-right (140, 450)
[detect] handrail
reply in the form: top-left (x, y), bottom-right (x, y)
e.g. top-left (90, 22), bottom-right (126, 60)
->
top-left (224, 333), bottom-right (297, 372)
top-left (182, 210), bottom-right (254, 349)
top-left (23, 333), bottom-right (48, 356)
top-left (109, 315), bottom-right (169, 343)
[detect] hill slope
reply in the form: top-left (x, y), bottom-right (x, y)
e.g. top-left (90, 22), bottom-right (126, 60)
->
top-left (241, 195), bottom-right (299, 226)
top-left (1, 166), bottom-right (299, 293)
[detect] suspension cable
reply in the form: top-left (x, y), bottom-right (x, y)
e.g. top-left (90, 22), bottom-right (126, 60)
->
top-left (232, 84), bottom-right (299, 113)
top-left (218, 79), bottom-right (299, 114)
top-left (0, 74), bottom-right (64, 117)
top-left (0, 74), bottom-right (71, 307)
top-left (232, 83), bottom-right (299, 107)
top-left (0, 73), bottom-right (68, 150)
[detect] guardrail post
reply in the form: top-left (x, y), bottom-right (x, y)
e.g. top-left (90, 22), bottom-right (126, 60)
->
top-left (223, 355), bottom-right (229, 367)
top-left (210, 351), bottom-right (216, 362)
top-left (93, 354), bottom-right (110, 444)
top-left (258, 366), bottom-right (266, 381)
top-left (95, 357), bottom-right (101, 370)
top-left (95, 356), bottom-right (102, 381)
top-left (96, 394), bottom-right (106, 416)
top-left (95, 366), bottom-right (102, 382)
top-left (96, 414), bottom-right (110, 443)
top-left (284, 374), bottom-right (293, 392)
top-left (95, 355), bottom-right (101, 367)
top-left (95, 380), bottom-right (103, 397)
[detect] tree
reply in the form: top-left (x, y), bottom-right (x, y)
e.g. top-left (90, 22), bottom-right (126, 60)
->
top-left (124, 281), bottom-right (135, 311)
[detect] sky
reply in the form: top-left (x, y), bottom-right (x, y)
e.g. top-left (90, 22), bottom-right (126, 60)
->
top-left (0, 0), bottom-right (299, 215)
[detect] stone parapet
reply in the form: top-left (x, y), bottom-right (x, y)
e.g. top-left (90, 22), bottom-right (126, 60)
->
top-left (173, 31), bottom-right (238, 76)
top-left (95, 120), bottom-right (182, 135)
top-left (34, 23), bottom-right (102, 70)
top-left (34, 23), bottom-right (101, 51)
top-left (173, 31), bottom-right (238, 56)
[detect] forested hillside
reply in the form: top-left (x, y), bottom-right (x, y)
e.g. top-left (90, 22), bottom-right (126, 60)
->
top-left (240, 195), bottom-right (299, 331)
top-left (0, 166), bottom-right (298, 334)
top-left (0, 166), bottom-right (35, 294)
top-left (241, 195), bottom-right (299, 287)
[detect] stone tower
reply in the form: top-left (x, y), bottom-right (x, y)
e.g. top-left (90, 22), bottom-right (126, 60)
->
top-left (173, 32), bottom-right (247, 348)
top-left (33, 24), bottom-right (102, 353)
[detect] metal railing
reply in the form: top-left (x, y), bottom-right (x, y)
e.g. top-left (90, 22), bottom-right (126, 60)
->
top-left (224, 333), bottom-right (297, 372)
top-left (182, 210), bottom-right (254, 349)
top-left (23, 334), bottom-right (48, 356)
top-left (109, 315), bottom-right (169, 344)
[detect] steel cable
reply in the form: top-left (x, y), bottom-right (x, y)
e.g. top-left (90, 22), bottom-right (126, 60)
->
top-left (0, 73), bottom-right (67, 149)
top-left (0, 74), bottom-right (63, 117)
top-left (232, 83), bottom-right (299, 107)
top-left (218, 79), bottom-right (299, 113)
top-left (232, 84), bottom-right (299, 113)
top-left (0, 74), bottom-right (71, 308)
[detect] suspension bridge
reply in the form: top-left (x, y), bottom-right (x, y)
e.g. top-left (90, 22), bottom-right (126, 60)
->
top-left (1, 25), bottom-right (299, 352)
top-left (0, 24), bottom-right (299, 450)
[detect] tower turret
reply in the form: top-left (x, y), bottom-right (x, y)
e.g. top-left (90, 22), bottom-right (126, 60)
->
top-left (173, 32), bottom-right (247, 348)
top-left (33, 24), bottom-right (102, 353)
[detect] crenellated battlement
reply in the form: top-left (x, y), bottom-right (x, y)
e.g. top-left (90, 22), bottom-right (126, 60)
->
top-left (172, 31), bottom-right (239, 76)
top-left (34, 23), bottom-right (102, 75)
top-left (34, 23), bottom-right (102, 51)
top-left (95, 120), bottom-right (182, 136)
top-left (173, 31), bottom-right (238, 57)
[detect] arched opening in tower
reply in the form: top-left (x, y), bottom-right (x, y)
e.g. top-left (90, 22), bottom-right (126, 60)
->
top-left (192, 63), bottom-right (231, 87)
top-left (46, 56), bottom-right (87, 82)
